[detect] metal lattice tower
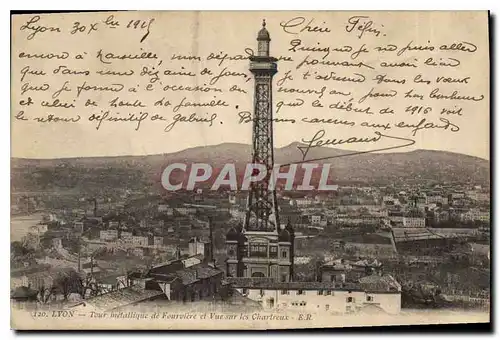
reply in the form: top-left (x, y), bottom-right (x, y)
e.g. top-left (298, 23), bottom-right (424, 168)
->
top-left (244, 20), bottom-right (280, 233)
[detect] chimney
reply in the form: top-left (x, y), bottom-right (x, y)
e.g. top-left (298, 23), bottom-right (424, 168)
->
top-left (208, 217), bottom-right (215, 267)
top-left (175, 245), bottom-right (181, 260)
top-left (77, 238), bottom-right (81, 272)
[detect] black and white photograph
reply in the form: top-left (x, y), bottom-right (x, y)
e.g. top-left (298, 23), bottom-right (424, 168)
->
top-left (9, 10), bottom-right (490, 330)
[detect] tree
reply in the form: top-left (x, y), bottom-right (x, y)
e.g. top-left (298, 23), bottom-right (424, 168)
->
top-left (53, 270), bottom-right (83, 301)
top-left (314, 257), bottom-right (325, 281)
top-left (11, 241), bottom-right (35, 260)
top-left (21, 232), bottom-right (40, 251)
top-left (37, 285), bottom-right (56, 304)
top-left (79, 274), bottom-right (107, 299)
top-left (294, 255), bottom-right (325, 282)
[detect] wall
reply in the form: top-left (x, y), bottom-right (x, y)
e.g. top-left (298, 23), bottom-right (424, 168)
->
top-left (403, 217), bottom-right (426, 228)
top-left (189, 241), bottom-right (208, 258)
top-left (100, 230), bottom-right (118, 241)
top-left (235, 288), bottom-right (401, 315)
top-left (178, 273), bottom-right (223, 302)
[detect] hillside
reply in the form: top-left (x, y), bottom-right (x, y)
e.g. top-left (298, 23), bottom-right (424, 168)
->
top-left (11, 144), bottom-right (490, 193)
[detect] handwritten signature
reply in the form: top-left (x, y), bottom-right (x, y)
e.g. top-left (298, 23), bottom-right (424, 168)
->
top-left (294, 129), bottom-right (416, 163)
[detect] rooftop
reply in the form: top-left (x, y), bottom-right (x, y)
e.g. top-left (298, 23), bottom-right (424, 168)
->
top-left (148, 262), bottom-right (223, 286)
top-left (11, 264), bottom-right (52, 278)
top-left (20, 267), bottom-right (76, 281)
top-left (11, 286), bottom-right (38, 299)
top-left (359, 274), bottom-right (401, 292)
top-left (227, 278), bottom-right (360, 291)
top-left (323, 258), bottom-right (383, 269)
top-left (77, 285), bottom-right (164, 311)
top-left (227, 275), bottom-right (401, 293)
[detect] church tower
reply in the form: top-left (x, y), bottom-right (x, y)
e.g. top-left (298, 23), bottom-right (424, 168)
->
top-left (226, 20), bottom-right (294, 282)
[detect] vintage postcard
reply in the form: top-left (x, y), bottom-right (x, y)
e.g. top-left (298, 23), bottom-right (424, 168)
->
top-left (10, 11), bottom-right (490, 330)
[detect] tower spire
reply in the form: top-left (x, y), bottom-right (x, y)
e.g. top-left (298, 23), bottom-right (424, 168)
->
top-left (243, 22), bottom-right (279, 232)
top-left (256, 19), bottom-right (271, 56)
top-left (226, 22), bottom-right (294, 282)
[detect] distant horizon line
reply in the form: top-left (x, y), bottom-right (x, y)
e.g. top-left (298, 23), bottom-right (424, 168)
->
top-left (10, 142), bottom-right (490, 162)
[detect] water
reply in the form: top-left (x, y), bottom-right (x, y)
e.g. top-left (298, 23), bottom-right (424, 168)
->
top-left (10, 213), bottom-right (44, 242)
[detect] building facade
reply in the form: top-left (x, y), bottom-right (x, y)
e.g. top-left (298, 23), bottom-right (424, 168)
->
top-left (402, 216), bottom-right (426, 228)
top-left (188, 236), bottom-right (212, 261)
top-left (100, 229), bottom-right (118, 241)
top-left (226, 223), bottom-right (295, 282)
top-left (228, 276), bottom-right (401, 315)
